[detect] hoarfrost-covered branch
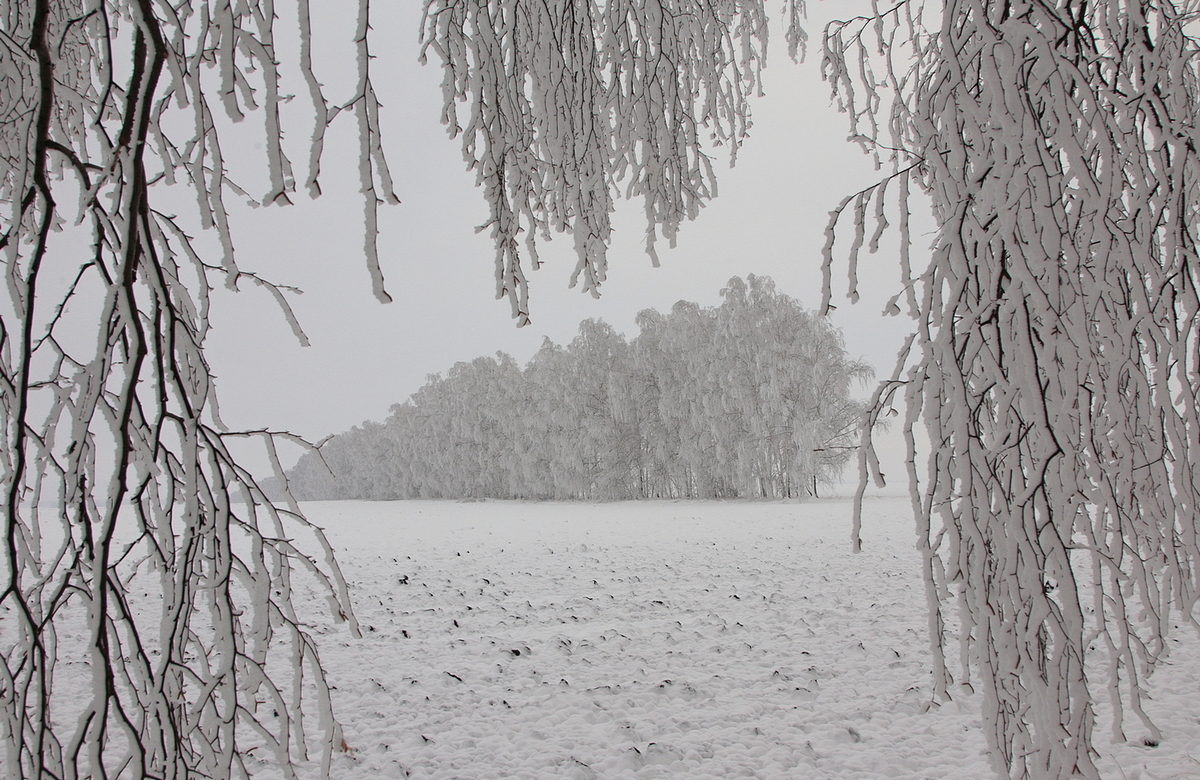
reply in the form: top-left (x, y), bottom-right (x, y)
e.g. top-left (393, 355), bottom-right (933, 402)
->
top-left (420, 0), bottom-right (772, 325)
top-left (0, 1), bottom-right (376, 778)
top-left (822, 0), bottom-right (1200, 777)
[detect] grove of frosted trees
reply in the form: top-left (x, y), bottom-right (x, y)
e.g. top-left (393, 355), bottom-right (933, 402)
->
top-left (4, 1), bottom-right (1199, 780)
top-left (285, 276), bottom-right (870, 501)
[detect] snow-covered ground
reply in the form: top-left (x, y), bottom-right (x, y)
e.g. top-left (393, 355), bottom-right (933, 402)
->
top-left (284, 497), bottom-right (1200, 780)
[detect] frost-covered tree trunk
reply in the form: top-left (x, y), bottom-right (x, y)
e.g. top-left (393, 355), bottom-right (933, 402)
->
top-left (0, 2), bottom-right (383, 777)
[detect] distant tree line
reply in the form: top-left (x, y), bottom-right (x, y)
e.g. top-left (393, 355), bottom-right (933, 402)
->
top-left (285, 276), bottom-right (871, 500)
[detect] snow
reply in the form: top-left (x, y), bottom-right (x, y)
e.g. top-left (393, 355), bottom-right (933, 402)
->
top-left (268, 497), bottom-right (1200, 780)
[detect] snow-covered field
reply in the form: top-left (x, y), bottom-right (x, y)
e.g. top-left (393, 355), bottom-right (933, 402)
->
top-left (288, 497), bottom-right (1200, 780)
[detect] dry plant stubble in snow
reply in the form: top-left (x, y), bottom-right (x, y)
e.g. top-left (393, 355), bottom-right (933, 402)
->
top-left (282, 498), bottom-right (1200, 780)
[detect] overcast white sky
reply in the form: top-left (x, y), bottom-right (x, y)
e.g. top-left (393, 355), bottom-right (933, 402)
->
top-left (202, 2), bottom-right (930, 481)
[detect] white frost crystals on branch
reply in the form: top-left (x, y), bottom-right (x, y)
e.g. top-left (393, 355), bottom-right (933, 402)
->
top-left (419, 0), bottom-right (786, 325)
top-left (821, 1), bottom-right (1200, 778)
top-left (0, 2), bottom-right (375, 779)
